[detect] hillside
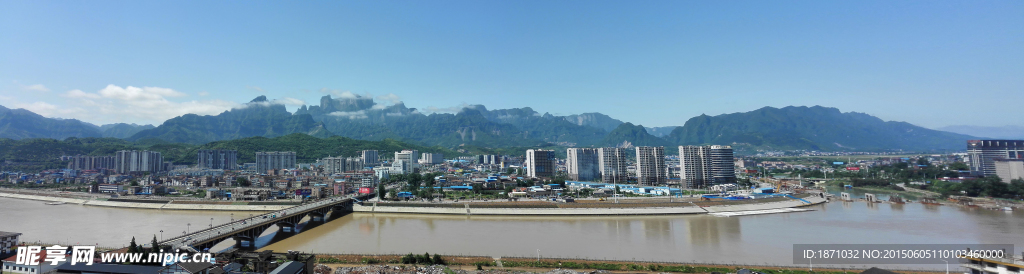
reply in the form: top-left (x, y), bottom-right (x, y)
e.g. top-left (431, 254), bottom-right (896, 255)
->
top-left (0, 104), bottom-right (103, 140)
top-left (601, 123), bottom-right (673, 148)
top-left (936, 125), bottom-right (1024, 140)
top-left (664, 106), bottom-right (975, 151)
top-left (100, 123), bottom-right (155, 139)
top-left (128, 96), bottom-right (321, 144)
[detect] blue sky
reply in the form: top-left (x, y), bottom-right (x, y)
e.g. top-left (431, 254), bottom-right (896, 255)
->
top-left (1, 1), bottom-right (1022, 128)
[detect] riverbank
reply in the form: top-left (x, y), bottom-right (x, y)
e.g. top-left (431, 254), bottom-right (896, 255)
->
top-left (0, 192), bottom-right (288, 211)
top-left (352, 195), bottom-right (828, 216)
top-left (314, 254), bottom-right (944, 274)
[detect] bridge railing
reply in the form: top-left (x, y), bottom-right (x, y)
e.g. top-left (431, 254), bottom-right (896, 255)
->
top-left (160, 194), bottom-right (367, 246)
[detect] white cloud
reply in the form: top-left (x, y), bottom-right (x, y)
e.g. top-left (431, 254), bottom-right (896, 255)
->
top-left (198, 91), bottom-right (209, 96)
top-left (23, 84), bottom-right (50, 92)
top-left (328, 110), bottom-right (368, 119)
top-left (16, 101), bottom-right (59, 114)
top-left (422, 103), bottom-right (472, 114)
top-left (271, 97), bottom-right (306, 106)
top-left (319, 88), bottom-right (371, 99)
top-left (65, 89), bottom-right (102, 99)
top-left (375, 93), bottom-right (402, 105)
top-left (247, 86), bottom-right (265, 92)
top-left (49, 84), bottom-right (239, 124)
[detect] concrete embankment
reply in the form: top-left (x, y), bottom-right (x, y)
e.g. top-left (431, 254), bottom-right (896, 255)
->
top-left (0, 192), bottom-right (287, 211)
top-left (353, 196), bottom-right (827, 216)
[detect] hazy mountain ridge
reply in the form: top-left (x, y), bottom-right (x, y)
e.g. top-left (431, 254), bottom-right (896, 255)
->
top-left (936, 125), bottom-right (1024, 140)
top-left (126, 97), bottom-right (322, 144)
top-left (0, 104), bottom-right (104, 140)
top-left (0, 100), bottom-right (981, 152)
top-left (664, 106), bottom-right (974, 151)
top-left (99, 123), bottom-right (156, 139)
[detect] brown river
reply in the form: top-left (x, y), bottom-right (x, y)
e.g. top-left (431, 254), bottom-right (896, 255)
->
top-left (2, 188), bottom-right (1021, 270)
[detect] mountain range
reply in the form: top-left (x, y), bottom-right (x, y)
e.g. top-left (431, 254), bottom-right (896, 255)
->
top-left (0, 95), bottom-right (982, 152)
top-left (936, 125), bottom-right (1024, 140)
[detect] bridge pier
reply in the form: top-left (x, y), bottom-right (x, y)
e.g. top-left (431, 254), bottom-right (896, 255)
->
top-left (309, 212), bottom-right (325, 222)
top-left (233, 236), bottom-right (257, 250)
top-left (276, 222), bottom-right (296, 233)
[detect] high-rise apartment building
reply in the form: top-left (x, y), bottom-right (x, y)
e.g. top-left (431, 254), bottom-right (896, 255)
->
top-left (197, 149), bottom-right (238, 170)
top-left (67, 155), bottom-right (116, 170)
top-left (256, 151), bottom-right (297, 173)
top-left (599, 147), bottom-right (628, 184)
top-left (321, 156), bottom-right (363, 174)
top-left (968, 140), bottom-right (1024, 177)
top-left (361, 150), bottom-right (379, 166)
top-left (679, 145), bottom-right (712, 188)
top-left (567, 148), bottom-right (600, 181)
top-left (709, 145), bottom-right (736, 185)
top-left (525, 149), bottom-right (555, 178)
top-left (679, 145), bottom-right (736, 188)
top-left (477, 155), bottom-right (499, 165)
top-left (420, 153), bottom-right (443, 165)
top-left (115, 150), bottom-right (164, 174)
top-left (635, 146), bottom-right (666, 185)
top-left (395, 150), bottom-right (419, 167)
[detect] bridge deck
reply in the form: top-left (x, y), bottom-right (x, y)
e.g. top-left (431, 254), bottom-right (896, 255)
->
top-left (159, 194), bottom-right (368, 251)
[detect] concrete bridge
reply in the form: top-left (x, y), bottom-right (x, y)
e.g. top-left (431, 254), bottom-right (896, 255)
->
top-left (159, 193), bottom-right (372, 252)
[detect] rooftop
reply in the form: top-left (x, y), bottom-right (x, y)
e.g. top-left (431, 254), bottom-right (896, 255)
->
top-left (0, 231), bottom-right (22, 237)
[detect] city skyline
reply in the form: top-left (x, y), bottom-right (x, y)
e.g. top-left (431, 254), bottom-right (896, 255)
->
top-left (2, 1), bottom-right (1022, 129)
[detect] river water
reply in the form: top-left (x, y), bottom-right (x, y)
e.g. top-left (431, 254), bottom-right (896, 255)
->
top-left (2, 188), bottom-right (1021, 269)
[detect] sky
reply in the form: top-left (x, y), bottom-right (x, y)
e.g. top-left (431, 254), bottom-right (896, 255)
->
top-left (1, 1), bottom-right (1022, 128)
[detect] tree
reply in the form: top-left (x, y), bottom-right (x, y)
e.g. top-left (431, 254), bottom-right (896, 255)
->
top-left (128, 237), bottom-right (139, 253)
top-left (948, 162), bottom-right (969, 171)
top-left (1010, 179), bottom-right (1024, 198)
top-left (236, 177), bottom-right (251, 187)
top-left (150, 235), bottom-right (160, 253)
top-left (432, 254), bottom-right (445, 265)
top-left (378, 183), bottom-right (386, 197)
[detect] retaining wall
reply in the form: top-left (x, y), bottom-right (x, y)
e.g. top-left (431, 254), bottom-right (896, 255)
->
top-left (0, 193), bottom-right (284, 211)
top-left (353, 195), bottom-right (827, 216)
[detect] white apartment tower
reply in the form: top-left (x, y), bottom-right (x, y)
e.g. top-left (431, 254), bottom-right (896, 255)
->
top-left (635, 146), bottom-right (666, 185)
top-left (256, 151), bottom-right (297, 173)
top-left (525, 149), bottom-right (555, 178)
top-left (679, 145), bottom-right (736, 188)
top-left (395, 150), bottom-right (419, 167)
top-left (115, 150), bottom-right (164, 174)
top-left (599, 147), bottom-right (628, 184)
top-left (420, 153), bottom-right (444, 165)
top-left (566, 148), bottom-right (600, 181)
top-left (679, 145), bottom-right (712, 188)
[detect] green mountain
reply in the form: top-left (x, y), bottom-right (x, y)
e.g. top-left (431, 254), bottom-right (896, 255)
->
top-left (664, 106), bottom-right (975, 151)
top-left (562, 112), bottom-right (624, 132)
top-left (601, 123), bottom-right (673, 148)
top-left (128, 96), bottom-right (321, 144)
top-left (298, 96), bottom-right (556, 147)
top-left (100, 123), bottom-right (155, 138)
top-left (0, 104), bottom-right (103, 140)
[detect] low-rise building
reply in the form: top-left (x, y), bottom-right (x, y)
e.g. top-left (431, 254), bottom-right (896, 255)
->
top-left (0, 231), bottom-right (20, 256)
